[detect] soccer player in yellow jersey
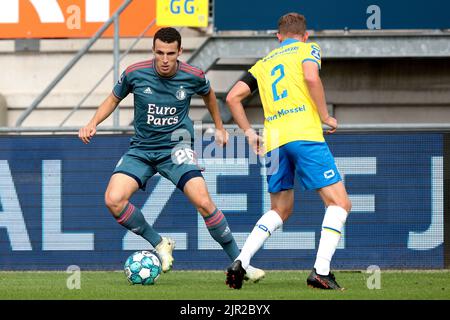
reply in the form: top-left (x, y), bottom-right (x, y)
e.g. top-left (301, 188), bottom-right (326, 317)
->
top-left (225, 13), bottom-right (352, 290)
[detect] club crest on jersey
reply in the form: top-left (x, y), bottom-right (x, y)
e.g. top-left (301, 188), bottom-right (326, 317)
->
top-left (176, 87), bottom-right (187, 100)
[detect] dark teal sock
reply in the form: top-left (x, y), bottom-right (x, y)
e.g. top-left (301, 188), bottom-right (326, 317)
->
top-left (116, 202), bottom-right (162, 247)
top-left (204, 208), bottom-right (240, 260)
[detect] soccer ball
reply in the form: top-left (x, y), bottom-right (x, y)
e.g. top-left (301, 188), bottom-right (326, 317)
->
top-left (124, 250), bottom-right (162, 285)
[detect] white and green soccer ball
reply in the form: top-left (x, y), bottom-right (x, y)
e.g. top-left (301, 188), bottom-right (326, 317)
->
top-left (124, 250), bottom-right (162, 285)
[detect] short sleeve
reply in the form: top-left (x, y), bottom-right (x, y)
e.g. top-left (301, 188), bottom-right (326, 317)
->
top-left (112, 71), bottom-right (131, 100)
top-left (195, 72), bottom-right (211, 96)
top-left (302, 42), bottom-right (322, 70)
top-left (248, 60), bottom-right (261, 79)
top-left (240, 72), bottom-right (258, 93)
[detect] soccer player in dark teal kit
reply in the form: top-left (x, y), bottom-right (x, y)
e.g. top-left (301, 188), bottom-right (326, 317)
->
top-left (78, 27), bottom-right (264, 281)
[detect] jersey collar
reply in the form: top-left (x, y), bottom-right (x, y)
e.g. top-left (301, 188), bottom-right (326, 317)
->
top-left (280, 38), bottom-right (300, 47)
top-left (153, 61), bottom-right (180, 79)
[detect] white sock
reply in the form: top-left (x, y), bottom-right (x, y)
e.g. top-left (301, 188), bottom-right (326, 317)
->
top-left (314, 205), bottom-right (348, 276)
top-left (236, 210), bottom-right (283, 270)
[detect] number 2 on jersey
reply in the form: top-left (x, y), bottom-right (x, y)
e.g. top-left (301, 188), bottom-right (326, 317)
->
top-left (271, 64), bottom-right (288, 102)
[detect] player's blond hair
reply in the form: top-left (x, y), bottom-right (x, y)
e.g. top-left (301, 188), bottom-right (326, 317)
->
top-left (278, 13), bottom-right (307, 36)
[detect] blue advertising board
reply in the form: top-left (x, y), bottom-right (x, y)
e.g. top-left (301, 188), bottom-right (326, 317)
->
top-left (214, 0), bottom-right (450, 31)
top-left (0, 133), bottom-right (444, 270)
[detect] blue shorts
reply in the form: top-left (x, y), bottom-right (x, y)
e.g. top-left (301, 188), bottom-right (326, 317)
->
top-left (266, 141), bottom-right (341, 193)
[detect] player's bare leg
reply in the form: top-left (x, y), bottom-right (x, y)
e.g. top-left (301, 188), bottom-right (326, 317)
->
top-left (182, 176), bottom-right (217, 218)
top-left (105, 173), bottom-right (175, 272)
top-left (183, 176), bottom-right (241, 260)
top-left (317, 181), bottom-right (351, 212)
top-left (184, 176), bottom-right (243, 262)
top-left (105, 173), bottom-right (140, 218)
top-left (270, 189), bottom-right (295, 221)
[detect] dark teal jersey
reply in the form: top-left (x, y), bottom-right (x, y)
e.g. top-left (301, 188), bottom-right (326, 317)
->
top-left (113, 59), bottom-right (210, 151)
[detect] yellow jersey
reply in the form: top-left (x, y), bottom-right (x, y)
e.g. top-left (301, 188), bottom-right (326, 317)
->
top-left (248, 38), bottom-right (324, 153)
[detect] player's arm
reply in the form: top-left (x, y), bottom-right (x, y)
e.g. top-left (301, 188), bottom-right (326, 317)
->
top-left (303, 61), bottom-right (337, 134)
top-left (201, 88), bottom-right (229, 146)
top-left (78, 93), bottom-right (120, 144)
top-left (226, 73), bottom-right (263, 155)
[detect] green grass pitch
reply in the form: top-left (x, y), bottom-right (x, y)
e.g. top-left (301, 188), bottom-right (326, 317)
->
top-left (0, 270), bottom-right (449, 300)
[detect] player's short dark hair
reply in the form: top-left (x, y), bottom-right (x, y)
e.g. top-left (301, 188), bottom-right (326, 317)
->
top-left (278, 13), bottom-right (307, 36)
top-left (153, 27), bottom-right (182, 49)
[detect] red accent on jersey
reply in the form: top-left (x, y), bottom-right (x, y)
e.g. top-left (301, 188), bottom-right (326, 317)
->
top-left (180, 62), bottom-right (204, 78)
top-left (126, 60), bottom-right (153, 75)
top-left (180, 64), bottom-right (203, 75)
top-left (180, 67), bottom-right (204, 78)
